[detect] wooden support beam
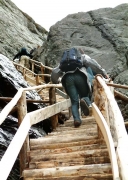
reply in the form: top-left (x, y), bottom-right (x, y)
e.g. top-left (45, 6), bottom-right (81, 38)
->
top-left (41, 66), bottom-right (44, 81)
top-left (114, 90), bottom-right (128, 102)
top-left (36, 75), bottom-right (40, 85)
top-left (49, 87), bottom-right (58, 130)
top-left (107, 83), bottom-right (128, 89)
top-left (17, 91), bottom-right (29, 176)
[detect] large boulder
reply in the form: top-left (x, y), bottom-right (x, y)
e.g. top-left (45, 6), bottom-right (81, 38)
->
top-left (0, 0), bottom-right (48, 60)
top-left (39, 4), bottom-right (128, 80)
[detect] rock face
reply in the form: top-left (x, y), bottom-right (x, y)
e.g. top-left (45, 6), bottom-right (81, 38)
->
top-left (0, 0), bottom-right (128, 123)
top-left (0, 0), bottom-right (48, 60)
top-left (0, 1), bottom-right (128, 179)
top-left (39, 4), bottom-right (128, 85)
top-left (36, 3), bottom-right (128, 124)
top-left (0, 0), bottom-right (128, 119)
top-left (0, 54), bottom-right (52, 179)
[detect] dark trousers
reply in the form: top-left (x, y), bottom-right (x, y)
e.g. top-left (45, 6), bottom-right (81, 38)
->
top-left (64, 70), bottom-right (90, 121)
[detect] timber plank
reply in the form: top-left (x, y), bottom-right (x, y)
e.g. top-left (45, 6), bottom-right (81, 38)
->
top-left (29, 156), bottom-right (110, 169)
top-left (24, 174), bottom-right (113, 180)
top-left (23, 164), bottom-right (112, 178)
top-left (48, 128), bottom-right (97, 136)
top-left (29, 149), bottom-right (109, 162)
top-left (30, 135), bottom-right (99, 146)
top-left (55, 124), bottom-right (97, 131)
top-left (29, 143), bottom-right (107, 156)
top-left (64, 116), bottom-right (96, 125)
top-left (45, 130), bottom-right (97, 139)
top-left (30, 139), bottom-right (105, 150)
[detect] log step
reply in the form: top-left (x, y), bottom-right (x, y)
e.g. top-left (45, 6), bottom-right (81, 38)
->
top-left (29, 149), bottom-right (109, 163)
top-left (29, 156), bottom-right (110, 169)
top-left (46, 129), bottom-right (97, 139)
top-left (30, 135), bottom-right (99, 145)
top-left (22, 164), bottom-right (112, 179)
top-left (58, 119), bottom-right (96, 128)
top-left (30, 139), bottom-right (105, 150)
top-left (64, 116), bottom-right (96, 126)
top-left (23, 111), bottom-right (113, 179)
top-left (48, 127), bottom-right (97, 136)
top-left (29, 143), bottom-right (107, 156)
top-left (56, 124), bottom-right (97, 132)
top-left (24, 174), bottom-right (113, 180)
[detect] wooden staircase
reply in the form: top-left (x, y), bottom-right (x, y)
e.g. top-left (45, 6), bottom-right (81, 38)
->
top-left (1, 61), bottom-right (128, 179)
top-left (22, 116), bottom-right (113, 180)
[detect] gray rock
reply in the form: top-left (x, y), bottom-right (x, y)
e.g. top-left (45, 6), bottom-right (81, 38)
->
top-left (0, 0), bottom-right (48, 60)
top-left (39, 3), bottom-right (128, 81)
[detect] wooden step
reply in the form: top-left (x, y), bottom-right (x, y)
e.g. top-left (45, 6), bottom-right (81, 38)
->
top-left (30, 139), bottom-right (105, 150)
top-left (65, 116), bottom-right (96, 126)
top-left (23, 164), bottom-right (112, 179)
top-left (48, 128), bottom-right (97, 137)
top-left (46, 130), bottom-right (97, 138)
top-left (61, 118), bottom-right (96, 127)
top-left (29, 156), bottom-right (110, 169)
top-left (29, 143), bottom-right (107, 156)
top-left (56, 124), bottom-right (97, 132)
top-left (30, 135), bottom-right (98, 145)
top-left (24, 174), bottom-right (113, 180)
top-left (29, 149), bottom-right (109, 163)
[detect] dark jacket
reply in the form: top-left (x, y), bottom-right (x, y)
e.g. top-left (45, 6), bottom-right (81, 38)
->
top-left (13, 48), bottom-right (33, 60)
top-left (51, 54), bottom-right (108, 95)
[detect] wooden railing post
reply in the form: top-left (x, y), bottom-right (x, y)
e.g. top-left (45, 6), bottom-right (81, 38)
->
top-left (93, 79), bottom-right (105, 140)
top-left (41, 65), bottom-right (45, 82)
top-left (49, 87), bottom-right (58, 130)
top-left (31, 62), bottom-right (34, 72)
top-left (23, 68), bottom-right (26, 79)
top-left (17, 91), bottom-right (30, 176)
top-left (36, 75), bottom-right (40, 85)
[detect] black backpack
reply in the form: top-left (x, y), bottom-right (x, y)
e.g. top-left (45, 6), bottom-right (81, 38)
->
top-left (59, 47), bottom-right (82, 72)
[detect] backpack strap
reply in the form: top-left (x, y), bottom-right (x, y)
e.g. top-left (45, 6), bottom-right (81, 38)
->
top-left (67, 50), bottom-right (70, 62)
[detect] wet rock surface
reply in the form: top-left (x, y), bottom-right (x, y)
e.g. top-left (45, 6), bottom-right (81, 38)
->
top-left (0, 54), bottom-right (51, 179)
top-left (0, 0), bottom-right (47, 60)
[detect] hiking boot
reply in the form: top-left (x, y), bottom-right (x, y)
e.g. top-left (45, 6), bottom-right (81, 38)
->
top-left (74, 120), bottom-right (81, 128)
top-left (80, 98), bottom-right (92, 116)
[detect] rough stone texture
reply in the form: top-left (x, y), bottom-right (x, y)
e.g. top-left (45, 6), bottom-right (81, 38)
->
top-left (0, 0), bottom-right (48, 60)
top-left (0, 0), bottom-right (128, 113)
top-left (33, 3), bottom-right (128, 122)
top-left (0, 1), bottom-right (128, 179)
top-left (39, 4), bottom-right (128, 84)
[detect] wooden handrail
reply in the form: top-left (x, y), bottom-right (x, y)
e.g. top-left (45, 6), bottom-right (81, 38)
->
top-left (29, 99), bottom-right (71, 126)
top-left (0, 84), bottom-right (62, 125)
top-left (0, 88), bottom-right (23, 125)
top-left (0, 99), bottom-right (71, 180)
top-left (96, 76), bottom-right (128, 180)
top-left (0, 71), bottom-right (128, 180)
top-left (29, 58), bottom-right (53, 71)
top-left (92, 103), bottom-right (120, 180)
top-left (0, 114), bottom-right (31, 180)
